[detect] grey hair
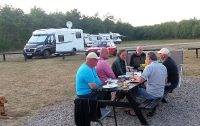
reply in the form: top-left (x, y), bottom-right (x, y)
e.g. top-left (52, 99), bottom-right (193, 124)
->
top-left (147, 52), bottom-right (157, 61)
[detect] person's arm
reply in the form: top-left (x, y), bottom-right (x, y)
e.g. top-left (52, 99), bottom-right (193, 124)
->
top-left (103, 61), bottom-right (116, 79)
top-left (115, 59), bottom-right (124, 75)
top-left (84, 68), bottom-right (100, 89)
top-left (112, 59), bottom-right (124, 77)
top-left (138, 65), bottom-right (151, 84)
top-left (138, 76), bottom-right (146, 84)
top-left (88, 82), bottom-right (98, 89)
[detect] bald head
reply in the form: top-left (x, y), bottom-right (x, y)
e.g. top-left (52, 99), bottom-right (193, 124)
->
top-left (136, 46), bottom-right (143, 55)
top-left (100, 48), bottom-right (109, 59)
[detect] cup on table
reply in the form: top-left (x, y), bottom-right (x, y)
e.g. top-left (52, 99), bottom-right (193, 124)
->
top-left (106, 78), bottom-right (112, 84)
top-left (126, 66), bottom-right (134, 72)
top-left (122, 82), bottom-right (127, 89)
top-left (140, 64), bottom-right (146, 69)
top-left (118, 75), bottom-right (125, 82)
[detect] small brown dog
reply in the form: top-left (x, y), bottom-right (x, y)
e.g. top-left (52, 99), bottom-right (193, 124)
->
top-left (0, 96), bottom-right (13, 119)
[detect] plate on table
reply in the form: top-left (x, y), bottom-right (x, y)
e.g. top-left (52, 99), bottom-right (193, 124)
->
top-left (106, 79), bottom-right (118, 83)
top-left (103, 83), bottom-right (118, 88)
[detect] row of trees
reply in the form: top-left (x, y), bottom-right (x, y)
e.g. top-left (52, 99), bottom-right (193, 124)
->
top-left (0, 5), bottom-right (200, 51)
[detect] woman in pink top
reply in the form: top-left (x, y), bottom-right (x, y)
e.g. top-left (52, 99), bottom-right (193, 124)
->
top-left (96, 48), bottom-right (116, 84)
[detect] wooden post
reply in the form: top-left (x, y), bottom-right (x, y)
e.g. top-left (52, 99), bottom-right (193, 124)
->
top-left (3, 53), bottom-right (6, 61)
top-left (196, 49), bottom-right (198, 58)
top-left (23, 53), bottom-right (27, 62)
top-left (62, 54), bottom-right (65, 60)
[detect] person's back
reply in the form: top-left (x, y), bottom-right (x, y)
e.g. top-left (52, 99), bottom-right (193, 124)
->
top-left (76, 63), bottom-right (100, 95)
top-left (137, 52), bottom-right (167, 99)
top-left (163, 57), bottom-right (179, 89)
top-left (96, 48), bottom-right (115, 84)
top-left (143, 61), bottom-right (167, 97)
top-left (157, 48), bottom-right (179, 90)
top-left (76, 52), bottom-right (101, 98)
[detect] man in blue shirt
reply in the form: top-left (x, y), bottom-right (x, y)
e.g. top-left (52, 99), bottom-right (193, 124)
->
top-left (76, 52), bottom-right (101, 98)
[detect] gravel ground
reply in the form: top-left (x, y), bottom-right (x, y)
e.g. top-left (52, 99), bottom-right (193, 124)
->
top-left (1, 77), bottom-right (200, 126)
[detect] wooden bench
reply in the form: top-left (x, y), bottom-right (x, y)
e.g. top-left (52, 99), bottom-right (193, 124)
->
top-left (138, 89), bottom-right (173, 116)
top-left (98, 89), bottom-right (173, 118)
top-left (138, 98), bottom-right (162, 116)
top-left (188, 47), bottom-right (200, 58)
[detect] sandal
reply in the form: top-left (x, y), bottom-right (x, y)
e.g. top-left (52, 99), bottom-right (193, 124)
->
top-left (125, 110), bottom-right (136, 116)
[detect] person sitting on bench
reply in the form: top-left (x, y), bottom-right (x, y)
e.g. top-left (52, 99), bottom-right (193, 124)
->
top-left (76, 52), bottom-right (101, 99)
top-left (112, 49), bottom-right (128, 101)
top-left (126, 52), bottom-right (167, 116)
top-left (136, 52), bottom-right (167, 99)
top-left (157, 48), bottom-right (179, 91)
top-left (129, 46), bottom-right (146, 70)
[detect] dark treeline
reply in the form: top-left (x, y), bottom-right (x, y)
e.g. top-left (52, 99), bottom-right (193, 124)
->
top-left (1, 5), bottom-right (200, 51)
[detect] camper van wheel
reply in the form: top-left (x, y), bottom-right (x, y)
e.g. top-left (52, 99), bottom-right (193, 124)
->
top-left (71, 48), bottom-right (76, 55)
top-left (43, 50), bottom-right (50, 58)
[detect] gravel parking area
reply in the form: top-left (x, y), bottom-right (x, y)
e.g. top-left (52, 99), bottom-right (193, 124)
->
top-left (1, 77), bottom-right (200, 126)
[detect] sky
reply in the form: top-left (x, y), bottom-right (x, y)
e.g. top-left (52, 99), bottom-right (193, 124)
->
top-left (1, 0), bottom-right (200, 26)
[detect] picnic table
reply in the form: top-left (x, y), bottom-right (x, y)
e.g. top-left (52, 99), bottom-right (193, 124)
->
top-left (93, 80), bottom-right (148, 125)
top-left (188, 47), bottom-right (200, 58)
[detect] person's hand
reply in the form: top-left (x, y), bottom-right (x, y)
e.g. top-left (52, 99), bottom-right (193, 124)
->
top-left (89, 83), bottom-right (98, 89)
top-left (134, 76), bottom-right (140, 81)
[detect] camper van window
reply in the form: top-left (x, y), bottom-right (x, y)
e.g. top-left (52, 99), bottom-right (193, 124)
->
top-left (47, 35), bottom-right (54, 43)
top-left (58, 35), bottom-right (64, 42)
top-left (76, 32), bottom-right (81, 38)
top-left (28, 35), bottom-right (47, 43)
top-left (97, 36), bottom-right (102, 40)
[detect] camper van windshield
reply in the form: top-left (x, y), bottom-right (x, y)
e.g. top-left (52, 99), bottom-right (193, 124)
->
top-left (28, 35), bottom-right (47, 43)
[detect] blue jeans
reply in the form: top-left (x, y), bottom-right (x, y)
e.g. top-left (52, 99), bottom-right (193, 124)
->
top-left (136, 88), bottom-right (157, 100)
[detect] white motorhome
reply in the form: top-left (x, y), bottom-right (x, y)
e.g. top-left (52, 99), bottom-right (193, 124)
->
top-left (90, 34), bottom-right (102, 42)
top-left (83, 33), bottom-right (93, 47)
top-left (99, 33), bottom-right (111, 41)
top-left (55, 28), bottom-right (84, 53)
top-left (110, 33), bottom-right (123, 44)
top-left (99, 32), bottom-right (123, 44)
top-left (23, 23), bottom-right (84, 58)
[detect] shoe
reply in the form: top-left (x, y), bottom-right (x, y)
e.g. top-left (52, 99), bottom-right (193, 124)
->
top-left (125, 110), bottom-right (136, 116)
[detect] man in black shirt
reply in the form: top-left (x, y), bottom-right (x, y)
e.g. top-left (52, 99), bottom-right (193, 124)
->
top-left (130, 46), bottom-right (146, 70)
top-left (158, 48), bottom-right (179, 90)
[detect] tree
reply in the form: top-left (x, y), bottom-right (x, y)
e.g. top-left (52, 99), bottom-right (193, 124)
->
top-left (0, 5), bottom-right (28, 51)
